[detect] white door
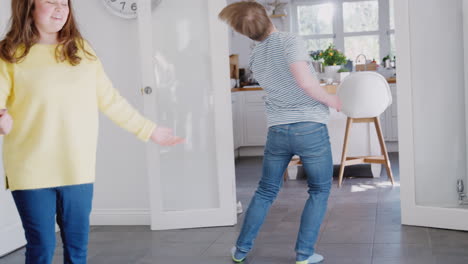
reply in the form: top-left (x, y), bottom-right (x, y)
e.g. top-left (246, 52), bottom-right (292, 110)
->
top-left (0, 0), bottom-right (26, 256)
top-left (398, 0), bottom-right (468, 231)
top-left (137, 0), bottom-right (237, 230)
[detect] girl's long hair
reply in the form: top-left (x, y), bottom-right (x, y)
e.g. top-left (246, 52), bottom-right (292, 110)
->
top-left (0, 0), bottom-right (94, 65)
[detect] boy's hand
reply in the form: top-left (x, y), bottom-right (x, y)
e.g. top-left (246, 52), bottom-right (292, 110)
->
top-left (150, 126), bottom-right (185, 146)
top-left (0, 109), bottom-right (13, 135)
top-left (327, 95), bottom-right (342, 112)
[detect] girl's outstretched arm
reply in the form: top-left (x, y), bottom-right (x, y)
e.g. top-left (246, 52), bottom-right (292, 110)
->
top-left (96, 59), bottom-right (183, 145)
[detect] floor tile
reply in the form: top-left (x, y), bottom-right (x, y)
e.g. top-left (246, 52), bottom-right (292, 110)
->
top-left (3, 154), bottom-right (468, 264)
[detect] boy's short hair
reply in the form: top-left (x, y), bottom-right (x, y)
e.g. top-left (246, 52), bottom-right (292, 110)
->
top-left (219, 1), bottom-right (273, 41)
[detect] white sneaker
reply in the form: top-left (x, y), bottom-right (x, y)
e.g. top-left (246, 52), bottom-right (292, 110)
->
top-left (295, 253), bottom-right (324, 264)
top-left (236, 201), bottom-right (243, 214)
top-left (231, 246), bottom-right (246, 263)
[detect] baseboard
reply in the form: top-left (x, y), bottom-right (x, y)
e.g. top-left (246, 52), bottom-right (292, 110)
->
top-left (386, 141), bottom-right (399, 152)
top-left (90, 209), bottom-right (150, 226)
top-left (0, 223), bottom-right (26, 257)
top-left (233, 149), bottom-right (240, 159)
top-left (238, 146), bottom-right (265, 157)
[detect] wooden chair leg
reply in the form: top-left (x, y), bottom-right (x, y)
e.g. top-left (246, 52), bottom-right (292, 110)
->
top-left (373, 117), bottom-right (394, 185)
top-left (283, 170), bottom-right (288, 182)
top-left (338, 118), bottom-right (353, 187)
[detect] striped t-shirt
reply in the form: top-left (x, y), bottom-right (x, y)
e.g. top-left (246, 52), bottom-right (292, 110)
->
top-left (249, 31), bottom-right (329, 127)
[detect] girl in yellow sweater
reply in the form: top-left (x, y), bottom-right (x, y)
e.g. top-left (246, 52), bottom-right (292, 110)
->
top-left (0, 0), bottom-right (183, 263)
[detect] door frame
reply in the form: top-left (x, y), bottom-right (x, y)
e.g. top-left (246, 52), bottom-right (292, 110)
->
top-left (137, 0), bottom-right (237, 231)
top-left (397, 0), bottom-right (468, 231)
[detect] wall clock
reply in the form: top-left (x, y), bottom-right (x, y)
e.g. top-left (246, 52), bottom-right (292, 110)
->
top-left (102, 0), bottom-right (162, 19)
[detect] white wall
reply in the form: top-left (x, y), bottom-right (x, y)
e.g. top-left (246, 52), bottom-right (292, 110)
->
top-left (0, 0), bottom-right (150, 225)
top-left (72, 2), bottom-right (151, 224)
top-left (403, 0), bottom-right (466, 206)
top-left (0, 3), bottom-right (8, 36)
top-left (2, 1), bottom-right (154, 224)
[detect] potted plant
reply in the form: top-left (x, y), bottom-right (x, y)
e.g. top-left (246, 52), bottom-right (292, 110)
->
top-left (382, 54), bottom-right (391, 68)
top-left (310, 50), bottom-right (324, 73)
top-left (320, 44), bottom-right (348, 80)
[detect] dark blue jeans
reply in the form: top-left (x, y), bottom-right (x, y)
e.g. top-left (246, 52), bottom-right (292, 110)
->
top-left (12, 183), bottom-right (94, 264)
top-left (236, 122), bottom-right (333, 259)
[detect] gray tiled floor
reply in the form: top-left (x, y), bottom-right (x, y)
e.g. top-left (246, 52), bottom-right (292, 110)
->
top-left (2, 153), bottom-right (468, 264)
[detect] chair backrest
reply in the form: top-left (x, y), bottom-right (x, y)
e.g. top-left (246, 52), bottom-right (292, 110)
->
top-left (337, 72), bottom-right (392, 118)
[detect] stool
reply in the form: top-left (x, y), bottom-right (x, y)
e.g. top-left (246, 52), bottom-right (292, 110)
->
top-left (337, 117), bottom-right (394, 187)
top-left (336, 72), bottom-right (395, 187)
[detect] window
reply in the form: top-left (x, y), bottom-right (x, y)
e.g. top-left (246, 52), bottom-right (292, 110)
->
top-left (292, 0), bottom-right (396, 63)
top-left (389, 0), bottom-right (395, 30)
top-left (297, 3), bottom-right (336, 51)
top-left (390, 34), bottom-right (396, 58)
top-left (343, 0), bottom-right (380, 62)
top-left (345, 35), bottom-right (380, 63)
top-left (305, 38), bottom-right (335, 52)
top-left (343, 1), bottom-right (379, 33)
top-left (298, 4), bottom-right (334, 35)
top-left (389, 0), bottom-right (396, 57)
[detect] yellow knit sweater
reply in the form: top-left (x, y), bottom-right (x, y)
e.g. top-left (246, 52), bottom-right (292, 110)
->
top-left (0, 43), bottom-right (156, 191)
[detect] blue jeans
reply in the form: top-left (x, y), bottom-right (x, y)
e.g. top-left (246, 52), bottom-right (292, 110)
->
top-left (236, 122), bottom-right (333, 259)
top-left (12, 183), bottom-right (94, 264)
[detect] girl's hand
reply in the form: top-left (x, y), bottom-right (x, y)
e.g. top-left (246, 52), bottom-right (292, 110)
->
top-left (0, 109), bottom-right (13, 135)
top-left (150, 126), bottom-right (185, 146)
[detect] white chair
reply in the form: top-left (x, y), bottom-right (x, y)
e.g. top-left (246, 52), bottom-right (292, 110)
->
top-left (336, 72), bottom-right (395, 187)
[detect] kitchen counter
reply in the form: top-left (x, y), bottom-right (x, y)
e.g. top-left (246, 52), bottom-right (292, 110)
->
top-left (231, 85), bottom-right (337, 93)
top-left (231, 77), bottom-right (396, 93)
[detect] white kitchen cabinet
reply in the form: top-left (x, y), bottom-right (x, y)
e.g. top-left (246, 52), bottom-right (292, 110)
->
top-left (231, 92), bottom-right (243, 150)
top-left (242, 91), bottom-right (268, 146)
top-left (381, 83), bottom-right (398, 141)
top-left (231, 90), bottom-right (268, 149)
top-left (390, 84), bottom-right (398, 140)
top-left (243, 105), bottom-right (268, 146)
top-left (234, 84), bottom-right (398, 148)
top-left (231, 89), bottom-right (384, 176)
